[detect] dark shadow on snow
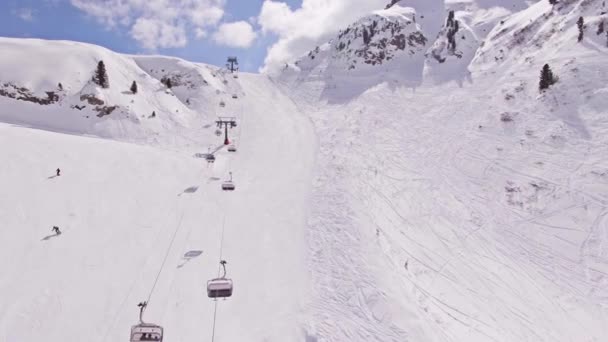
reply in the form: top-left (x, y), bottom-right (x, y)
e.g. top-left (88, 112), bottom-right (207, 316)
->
top-left (47, 175), bottom-right (58, 179)
top-left (178, 186), bottom-right (199, 196)
top-left (177, 250), bottom-right (203, 268)
top-left (41, 233), bottom-right (61, 241)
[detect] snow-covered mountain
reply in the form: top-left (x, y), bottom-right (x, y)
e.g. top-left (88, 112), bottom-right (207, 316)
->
top-left (0, 38), bottom-right (244, 147)
top-left (1, 0), bottom-right (607, 341)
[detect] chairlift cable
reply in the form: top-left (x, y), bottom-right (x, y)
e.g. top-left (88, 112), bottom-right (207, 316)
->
top-left (100, 209), bottom-right (175, 342)
top-left (211, 215), bottom-right (227, 342)
top-left (146, 211), bottom-right (185, 306)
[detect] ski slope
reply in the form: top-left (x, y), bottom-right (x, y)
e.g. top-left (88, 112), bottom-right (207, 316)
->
top-left (0, 72), bottom-right (315, 342)
top-left (1, 0), bottom-right (608, 341)
top-left (276, 1), bottom-right (608, 341)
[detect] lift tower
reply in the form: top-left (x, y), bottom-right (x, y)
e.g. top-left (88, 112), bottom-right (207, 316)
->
top-left (216, 117), bottom-right (237, 145)
top-left (226, 57), bottom-right (239, 73)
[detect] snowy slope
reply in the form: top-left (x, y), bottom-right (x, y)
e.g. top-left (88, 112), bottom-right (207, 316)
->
top-left (1, 0), bottom-right (608, 341)
top-left (0, 71), bottom-right (316, 342)
top-left (0, 38), bottom-right (241, 148)
top-left (277, 0), bottom-right (608, 341)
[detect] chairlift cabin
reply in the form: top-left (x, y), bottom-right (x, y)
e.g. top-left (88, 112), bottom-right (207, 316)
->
top-left (207, 278), bottom-right (233, 298)
top-left (207, 260), bottom-right (233, 298)
top-left (227, 145), bottom-right (237, 152)
top-left (232, 94), bottom-right (238, 99)
top-left (206, 154), bottom-right (216, 163)
top-left (130, 323), bottom-right (164, 341)
top-left (215, 129), bottom-right (222, 136)
top-left (131, 302), bottom-right (163, 342)
top-left (221, 172), bottom-right (235, 191)
top-left (221, 181), bottom-right (235, 191)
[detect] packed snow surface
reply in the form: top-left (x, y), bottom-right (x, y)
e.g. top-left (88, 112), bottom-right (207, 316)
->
top-left (1, 0), bottom-right (608, 341)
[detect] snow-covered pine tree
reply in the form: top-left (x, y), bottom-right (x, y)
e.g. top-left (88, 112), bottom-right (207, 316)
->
top-left (539, 64), bottom-right (556, 91)
top-left (577, 17), bottom-right (585, 42)
top-left (93, 61), bottom-right (109, 88)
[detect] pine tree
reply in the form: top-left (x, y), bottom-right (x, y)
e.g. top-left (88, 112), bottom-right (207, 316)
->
top-left (577, 16), bottom-right (585, 42)
top-left (166, 78), bottom-right (172, 89)
top-left (539, 64), bottom-right (556, 91)
top-left (362, 28), bottom-right (370, 45)
top-left (447, 10), bottom-right (455, 27)
top-left (93, 61), bottom-right (109, 88)
top-left (446, 11), bottom-right (459, 54)
top-left (57, 83), bottom-right (63, 91)
top-left (130, 81), bottom-right (138, 94)
top-left (598, 21), bottom-right (605, 35)
top-left (549, 0), bottom-right (557, 5)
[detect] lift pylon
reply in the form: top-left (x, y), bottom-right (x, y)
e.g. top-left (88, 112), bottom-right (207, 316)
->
top-left (215, 117), bottom-right (237, 145)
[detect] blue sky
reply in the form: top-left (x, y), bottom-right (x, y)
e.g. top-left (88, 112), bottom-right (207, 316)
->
top-left (0, 0), bottom-right (302, 72)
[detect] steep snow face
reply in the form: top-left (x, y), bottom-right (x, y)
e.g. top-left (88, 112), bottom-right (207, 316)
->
top-left (0, 38), bottom-right (240, 147)
top-left (424, 9), bottom-right (479, 83)
top-left (278, 0), bottom-right (541, 97)
top-left (472, 0), bottom-right (608, 71)
top-left (419, 0), bottom-right (544, 83)
top-left (281, 1), bottom-right (445, 94)
top-left (276, 0), bottom-right (608, 341)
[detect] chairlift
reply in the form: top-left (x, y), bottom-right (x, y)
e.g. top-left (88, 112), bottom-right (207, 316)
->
top-left (221, 181), bottom-right (235, 191)
top-left (131, 324), bottom-right (164, 341)
top-left (219, 101), bottom-right (225, 107)
top-left (215, 129), bottom-right (222, 136)
top-left (221, 172), bottom-right (235, 191)
top-left (130, 302), bottom-right (164, 342)
top-left (206, 154), bottom-right (215, 163)
top-left (232, 94), bottom-right (238, 99)
top-left (207, 260), bottom-right (233, 298)
top-left (227, 144), bottom-right (237, 152)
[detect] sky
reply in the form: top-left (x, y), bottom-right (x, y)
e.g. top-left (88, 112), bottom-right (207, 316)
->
top-left (0, 0), bottom-right (391, 73)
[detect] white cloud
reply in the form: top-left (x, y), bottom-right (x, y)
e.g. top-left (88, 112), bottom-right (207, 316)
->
top-left (190, 5), bottom-right (224, 27)
top-left (257, 0), bottom-right (388, 73)
top-left (70, 0), bottom-right (226, 49)
top-left (194, 27), bottom-right (208, 39)
top-left (131, 18), bottom-right (188, 49)
top-left (212, 21), bottom-right (257, 48)
top-left (13, 8), bottom-right (35, 22)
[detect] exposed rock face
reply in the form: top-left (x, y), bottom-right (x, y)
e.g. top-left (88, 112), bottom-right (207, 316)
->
top-left (0, 83), bottom-right (59, 105)
top-left (80, 93), bottom-right (105, 106)
top-left (304, 7), bottom-right (429, 72)
top-left (95, 105), bottom-right (118, 117)
top-left (385, 0), bottom-right (401, 10)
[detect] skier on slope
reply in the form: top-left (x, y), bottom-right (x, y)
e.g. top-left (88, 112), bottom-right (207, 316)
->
top-left (52, 226), bottom-right (61, 235)
top-left (56, 168), bottom-right (61, 176)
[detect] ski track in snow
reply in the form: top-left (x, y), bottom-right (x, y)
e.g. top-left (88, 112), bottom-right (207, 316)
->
top-left (285, 74), bottom-right (608, 341)
top-left (2, 1), bottom-right (608, 339)
top-left (0, 73), bottom-right (316, 342)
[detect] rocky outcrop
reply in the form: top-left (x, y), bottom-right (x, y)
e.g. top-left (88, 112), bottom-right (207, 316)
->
top-left (0, 83), bottom-right (60, 105)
